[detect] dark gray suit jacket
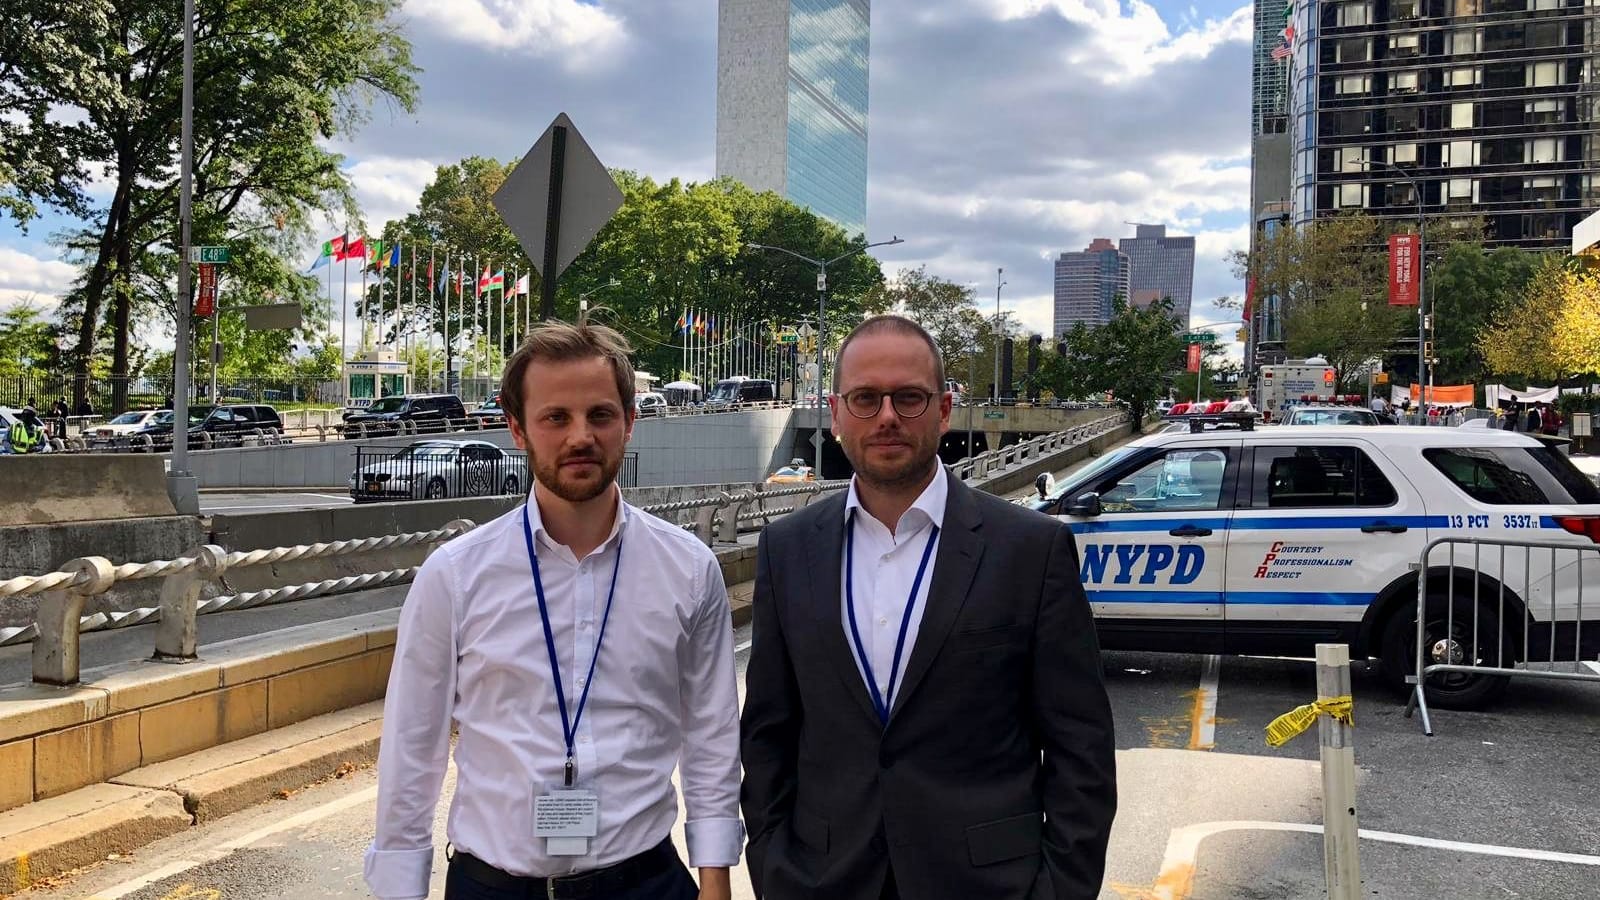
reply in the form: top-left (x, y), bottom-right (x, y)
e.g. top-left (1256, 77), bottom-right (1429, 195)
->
top-left (740, 474), bottom-right (1117, 900)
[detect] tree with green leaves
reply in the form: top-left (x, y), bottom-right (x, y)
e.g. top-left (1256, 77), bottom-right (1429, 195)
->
top-left (1427, 244), bottom-right (1544, 385)
top-left (0, 301), bottom-right (60, 379)
top-left (1031, 298), bottom-right (1184, 428)
top-left (15, 0), bottom-right (418, 410)
top-left (1479, 256), bottom-right (1600, 383)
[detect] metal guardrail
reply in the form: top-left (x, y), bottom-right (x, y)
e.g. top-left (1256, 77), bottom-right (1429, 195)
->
top-left (0, 416), bottom-right (1123, 687)
top-left (1406, 535), bottom-right (1600, 735)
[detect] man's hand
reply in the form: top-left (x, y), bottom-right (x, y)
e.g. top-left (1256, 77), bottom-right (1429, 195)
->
top-left (697, 866), bottom-right (732, 900)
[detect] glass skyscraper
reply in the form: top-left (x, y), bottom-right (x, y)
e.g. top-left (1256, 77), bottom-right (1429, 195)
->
top-left (717, 0), bottom-right (870, 236)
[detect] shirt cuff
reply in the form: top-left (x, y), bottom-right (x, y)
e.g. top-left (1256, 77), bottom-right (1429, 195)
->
top-left (363, 843), bottom-right (434, 900)
top-left (685, 817), bottom-right (745, 868)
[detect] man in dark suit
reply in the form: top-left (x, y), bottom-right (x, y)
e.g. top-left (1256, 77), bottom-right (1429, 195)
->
top-left (741, 315), bottom-right (1117, 900)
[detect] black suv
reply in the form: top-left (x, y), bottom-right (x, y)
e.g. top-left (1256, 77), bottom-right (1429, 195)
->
top-left (133, 404), bottom-right (285, 445)
top-left (343, 394), bottom-right (467, 436)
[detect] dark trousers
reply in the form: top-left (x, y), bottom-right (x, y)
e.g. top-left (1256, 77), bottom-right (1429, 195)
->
top-left (443, 852), bottom-right (699, 900)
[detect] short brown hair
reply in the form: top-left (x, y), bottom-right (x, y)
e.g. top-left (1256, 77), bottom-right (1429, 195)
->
top-left (500, 321), bottom-right (636, 422)
top-left (833, 315), bottom-right (945, 393)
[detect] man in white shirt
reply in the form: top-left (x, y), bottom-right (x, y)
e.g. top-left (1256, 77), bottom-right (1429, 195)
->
top-left (742, 315), bottom-right (1116, 900)
top-left (365, 321), bottom-right (741, 900)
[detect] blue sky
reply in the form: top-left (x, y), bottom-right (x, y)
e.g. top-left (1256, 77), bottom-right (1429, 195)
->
top-left (0, 0), bottom-right (1256, 350)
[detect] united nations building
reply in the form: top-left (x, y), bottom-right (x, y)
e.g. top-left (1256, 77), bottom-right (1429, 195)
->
top-left (716, 0), bottom-right (870, 237)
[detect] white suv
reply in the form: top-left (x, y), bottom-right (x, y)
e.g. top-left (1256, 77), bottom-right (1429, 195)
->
top-left (1030, 426), bottom-right (1600, 708)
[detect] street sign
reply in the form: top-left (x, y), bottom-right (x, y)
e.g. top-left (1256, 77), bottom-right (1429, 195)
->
top-left (778, 333), bottom-right (799, 343)
top-left (195, 263), bottom-right (217, 317)
top-left (797, 323), bottom-right (816, 337)
top-left (243, 302), bottom-right (303, 331)
top-left (190, 246), bottom-right (230, 264)
top-left (492, 113), bottom-right (623, 317)
top-left (983, 410), bottom-right (1006, 420)
top-left (1182, 331), bottom-right (1217, 345)
top-left (1375, 372), bottom-right (1390, 385)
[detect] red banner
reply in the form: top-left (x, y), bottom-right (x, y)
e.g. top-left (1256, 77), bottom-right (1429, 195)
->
top-left (1186, 343), bottom-right (1203, 373)
top-left (1389, 234), bottom-right (1420, 306)
top-left (196, 263), bottom-right (216, 317)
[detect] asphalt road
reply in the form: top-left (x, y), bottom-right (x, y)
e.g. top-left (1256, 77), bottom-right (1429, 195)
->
top-left (21, 604), bottom-right (1600, 900)
top-left (198, 492), bottom-right (354, 515)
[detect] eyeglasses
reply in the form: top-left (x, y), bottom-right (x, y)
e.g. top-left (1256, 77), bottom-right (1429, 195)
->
top-left (840, 388), bottom-right (935, 420)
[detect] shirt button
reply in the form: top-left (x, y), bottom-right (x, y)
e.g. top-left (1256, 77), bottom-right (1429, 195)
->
top-left (878, 617), bottom-right (888, 627)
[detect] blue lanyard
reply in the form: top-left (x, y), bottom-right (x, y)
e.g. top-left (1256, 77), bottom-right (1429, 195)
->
top-left (844, 510), bottom-right (940, 725)
top-left (522, 505), bottom-right (624, 787)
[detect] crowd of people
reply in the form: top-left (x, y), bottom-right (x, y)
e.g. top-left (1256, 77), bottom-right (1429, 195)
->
top-left (2, 396), bottom-right (96, 454)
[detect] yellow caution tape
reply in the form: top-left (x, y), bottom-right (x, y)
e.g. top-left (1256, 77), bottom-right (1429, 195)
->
top-left (1264, 695), bottom-right (1354, 748)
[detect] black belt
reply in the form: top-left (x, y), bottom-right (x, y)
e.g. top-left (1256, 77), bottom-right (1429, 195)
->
top-left (449, 838), bottom-right (677, 899)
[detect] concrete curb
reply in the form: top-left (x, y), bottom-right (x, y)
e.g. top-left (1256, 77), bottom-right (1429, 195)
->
top-left (0, 703), bottom-right (384, 891)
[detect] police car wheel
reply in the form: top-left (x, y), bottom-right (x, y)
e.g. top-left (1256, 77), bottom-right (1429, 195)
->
top-left (1379, 596), bottom-right (1511, 711)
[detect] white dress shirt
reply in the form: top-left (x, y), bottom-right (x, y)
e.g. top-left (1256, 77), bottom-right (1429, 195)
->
top-left (842, 466), bottom-right (948, 715)
top-left (363, 492), bottom-right (743, 900)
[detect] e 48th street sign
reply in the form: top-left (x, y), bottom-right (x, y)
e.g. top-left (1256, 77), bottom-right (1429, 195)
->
top-left (1182, 331), bottom-right (1217, 345)
top-left (189, 246), bottom-right (230, 264)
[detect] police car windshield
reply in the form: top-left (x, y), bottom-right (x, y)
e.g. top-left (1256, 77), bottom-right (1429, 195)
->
top-left (1045, 446), bottom-right (1141, 500)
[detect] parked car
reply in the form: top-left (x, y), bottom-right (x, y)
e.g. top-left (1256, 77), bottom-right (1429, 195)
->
top-left (89, 410), bottom-right (164, 444)
top-left (467, 395), bottom-right (508, 425)
top-left (635, 392), bottom-right (668, 416)
top-left (706, 377), bottom-right (777, 408)
top-left (349, 440), bottom-right (528, 502)
top-left (1283, 406), bottom-right (1383, 426)
top-left (132, 405), bottom-right (283, 444)
top-left (343, 394), bottom-right (466, 436)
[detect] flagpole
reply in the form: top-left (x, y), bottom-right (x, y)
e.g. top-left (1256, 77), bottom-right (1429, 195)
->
top-left (426, 244), bottom-right (435, 391)
top-left (498, 270), bottom-right (505, 378)
top-left (340, 235), bottom-right (349, 400)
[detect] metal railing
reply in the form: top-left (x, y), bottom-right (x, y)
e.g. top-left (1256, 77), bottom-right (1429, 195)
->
top-left (1406, 535), bottom-right (1600, 735)
top-left (948, 412), bottom-right (1129, 483)
top-left (0, 417), bottom-right (1123, 687)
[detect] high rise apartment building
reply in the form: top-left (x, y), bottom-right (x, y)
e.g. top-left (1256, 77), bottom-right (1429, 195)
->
top-left (716, 0), bottom-right (870, 236)
top-left (1287, 0), bottom-right (1600, 248)
top-left (1053, 239), bottom-right (1132, 335)
top-left (1119, 224), bottom-right (1197, 326)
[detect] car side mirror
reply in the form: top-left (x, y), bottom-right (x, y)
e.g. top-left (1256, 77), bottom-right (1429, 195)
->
top-left (1035, 472), bottom-right (1055, 499)
top-left (1065, 492), bottom-right (1102, 518)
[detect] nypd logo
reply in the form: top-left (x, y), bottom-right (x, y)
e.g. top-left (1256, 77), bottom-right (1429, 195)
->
top-left (1080, 544), bottom-right (1205, 586)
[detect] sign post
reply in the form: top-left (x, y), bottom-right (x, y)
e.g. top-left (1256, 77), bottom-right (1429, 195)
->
top-left (493, 113), bottom-right (623, 322)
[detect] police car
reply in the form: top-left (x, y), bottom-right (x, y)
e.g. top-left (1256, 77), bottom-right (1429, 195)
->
top-left (1029, 425), bottom-right (1600, 709)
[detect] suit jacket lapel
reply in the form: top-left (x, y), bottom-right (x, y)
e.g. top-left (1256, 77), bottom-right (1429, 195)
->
top-left (803, 494), bottom-right (882, 725)
top-left (888, 475), bottom-right (984, 723)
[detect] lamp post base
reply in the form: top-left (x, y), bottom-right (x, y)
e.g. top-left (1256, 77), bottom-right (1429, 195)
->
top-left (166, 474), bottom-right (200, 516)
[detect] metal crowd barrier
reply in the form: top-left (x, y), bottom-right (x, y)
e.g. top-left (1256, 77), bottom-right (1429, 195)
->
top-left (1406, 535), bottom-right (1600, 735)
top-left (947, 411), bottom-right (1128, 483)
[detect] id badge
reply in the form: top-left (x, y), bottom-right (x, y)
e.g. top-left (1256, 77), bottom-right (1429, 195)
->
top-left (535, 789), bottom-right (599, 857)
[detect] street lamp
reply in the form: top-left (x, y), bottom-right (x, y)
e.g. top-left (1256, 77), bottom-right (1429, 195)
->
top-left (993, 268), bottom-right (1007, 403)
top-left (1359, 158), bottom-right (1427, 417)
top-left (746, 235), bottom-right (906, 475)
top-left (576, 279), bottom-right (621, 325)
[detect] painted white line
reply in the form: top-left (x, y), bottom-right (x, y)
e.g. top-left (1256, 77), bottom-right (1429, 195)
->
top-left (735, 640), bottom-right (753, 653)
top-left (1151, 819), bottom-right (1600, 900)
top-left (306, 493), bottom-right (354, 503)
top-left (87, 785), bottom-right (380, 899)
top-left (1190, 654), bottom-right (1220, 751)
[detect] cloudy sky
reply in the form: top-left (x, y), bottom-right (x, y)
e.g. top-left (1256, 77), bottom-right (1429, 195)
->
top-left (0, 0), bottom-right (1253, 350)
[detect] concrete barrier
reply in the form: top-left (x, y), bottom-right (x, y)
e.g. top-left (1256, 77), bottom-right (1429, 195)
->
top-left (0, 517), bottom-right (207, 629)
top-left (0, 456), bottom-right (177, 526)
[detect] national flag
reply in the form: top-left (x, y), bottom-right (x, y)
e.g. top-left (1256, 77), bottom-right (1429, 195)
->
top-left (387, 242), bottom-right (401, 271)
top-left (708, 315), bottom-right (718, 340)
top-left (1272, 42), bottom-right (1292, 60)
top-left (437, 266), bottom-right (449, 294)
top-left (676, 309), bottom-right (688, 334)
top-left (488, 270), bottom-right (505, 292)
top-left (1283, 0), bottom-right (1292, 21)
top-left (478, 266), bottom-right (491, 295)
top-left (344, 235), bottom-right (366, 260)
top-left (694, 313), bottom-right (706, 335)
top-left (515, 273), bottom-right (530, 296)
top-left (1281, 25), bottom-right (1295, 41)
top-left (427, 259), bottom-right (434, 288)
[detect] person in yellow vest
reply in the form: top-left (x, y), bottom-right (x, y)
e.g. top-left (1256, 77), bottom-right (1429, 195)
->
top-left (9, 407), bottom-right (44, 454)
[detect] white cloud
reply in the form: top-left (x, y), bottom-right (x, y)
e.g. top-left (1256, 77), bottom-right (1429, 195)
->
top-left (984, 0), bottom-right (1252, 82)
top-left (345, 156), bottom-right (439, 234)
top-left (0, 247), bottom-right (76, 305)
top-left (402, 0), bottom-right (626, 63)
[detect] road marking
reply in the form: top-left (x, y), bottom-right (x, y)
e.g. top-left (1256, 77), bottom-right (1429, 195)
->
top-left (1151, 819), bottom-right (1600, 900)
top-left (306, 493), bottom-right (353, 503)
top-left (1188, 654), bottom-right (1220, 751)
top-left (86, 786), bottom-right (379, 899)
top-left (735, 640), bottom-right (753, 653)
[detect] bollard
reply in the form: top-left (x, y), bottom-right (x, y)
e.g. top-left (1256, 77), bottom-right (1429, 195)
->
top-left (1316, 643), bottom-right (1363, 899)
top-left (692, 502), bottom-right (720, 547)
top-left (33, 557), bottom-right (116, 686)
top-left (155, 545), bottom-right (228, 661)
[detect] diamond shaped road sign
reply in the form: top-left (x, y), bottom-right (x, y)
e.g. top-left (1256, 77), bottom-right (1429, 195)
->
top-left (492, 113), bottom-right (623, 289)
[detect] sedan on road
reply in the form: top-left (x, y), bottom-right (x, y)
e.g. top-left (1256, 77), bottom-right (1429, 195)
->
top-left (349, 440), bottom-right (528, 502)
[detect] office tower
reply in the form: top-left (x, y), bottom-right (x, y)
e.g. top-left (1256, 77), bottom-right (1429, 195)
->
top-left (1053, 239), bottom-right (1132, 335)
top-left (716, 0), bottom-right (870, 236)
top-left (1289, 0), bottom-right (1600, 249)
top-left (1250, 0), bottom-right (1295, 367)
top-left (1119, 224), bottom-right (1197, 327)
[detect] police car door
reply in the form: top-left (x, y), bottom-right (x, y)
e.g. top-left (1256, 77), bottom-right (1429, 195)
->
top-left (1062, 441), bottom-right (1241, 653)
top-left (1224, 437), bottom-right (1425, 655)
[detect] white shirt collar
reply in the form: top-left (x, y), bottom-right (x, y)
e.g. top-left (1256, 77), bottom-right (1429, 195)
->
top-left (845, 464), bottom-right (948, 537)
top-left (525, 485), bottom-right (629, 560)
